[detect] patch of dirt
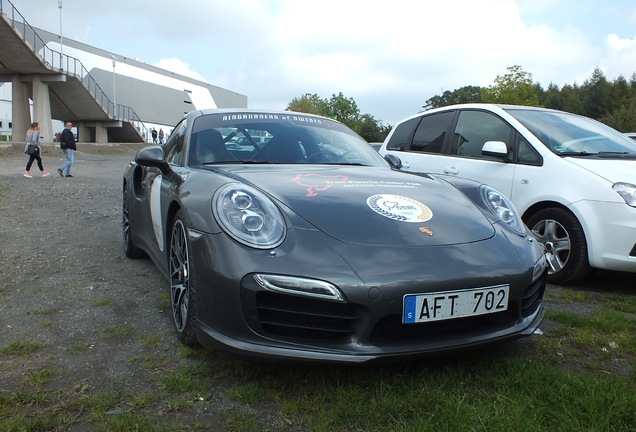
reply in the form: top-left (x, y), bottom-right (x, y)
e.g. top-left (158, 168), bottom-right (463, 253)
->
top-left (0, 143), bottom-right (234, 430)
top-left (0, 142), bottom-right (634, 429)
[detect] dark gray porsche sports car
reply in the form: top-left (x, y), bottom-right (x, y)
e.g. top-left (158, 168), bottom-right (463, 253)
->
top-left (122, 109), bottom-right (547, 363)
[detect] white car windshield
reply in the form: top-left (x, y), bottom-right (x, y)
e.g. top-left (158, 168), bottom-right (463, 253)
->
top-left (506, 108), bottom-right (636, 156)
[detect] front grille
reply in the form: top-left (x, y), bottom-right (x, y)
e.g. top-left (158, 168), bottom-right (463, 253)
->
top-left (521, 273), bottom-right (546, 317)
top-left (255, 291), bottom-right (360, 341)
top-left (244, 275), bottom-right (546, 348)
top-left (369, 277), bottom-right (547, 346)
top-left (369, 310), bottom-right (514, 346)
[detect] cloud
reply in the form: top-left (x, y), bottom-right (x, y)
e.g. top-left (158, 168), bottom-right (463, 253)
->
top-left (602, 34), bottom-right (636, 79)
top-left (8, 0), bottom-right (636, 125)
top-left (152, 58), bottom-right (208, 82)
top-left (606, 34), bottom-right (636, 51)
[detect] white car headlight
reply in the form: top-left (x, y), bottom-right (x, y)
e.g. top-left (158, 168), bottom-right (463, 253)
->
top-left (613, 182), bottom-right (636, 207)
top-left (481, 185), bottom-right (526, 236)
top-left (214, 184), bottom-right (286, 249)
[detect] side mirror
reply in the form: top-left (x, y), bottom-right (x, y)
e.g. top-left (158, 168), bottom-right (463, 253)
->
top-left (135, 145), bottom-right (171, 174)
top-left (384, 153), bottom-right (402, 170)
top-left (482, 141), bottom-right (509, 159)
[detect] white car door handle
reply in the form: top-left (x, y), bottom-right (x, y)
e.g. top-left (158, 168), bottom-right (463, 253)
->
top-left (444, 167), bottom-right (459, 175)
top-left (402, 161), bottom-right (411, 169)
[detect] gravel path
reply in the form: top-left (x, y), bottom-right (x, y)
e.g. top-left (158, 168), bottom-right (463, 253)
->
top-left (0, 143), bottom-right (233, 429)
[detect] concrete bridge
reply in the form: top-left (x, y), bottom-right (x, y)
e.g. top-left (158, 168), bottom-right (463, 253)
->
top-left (0, 0), bottom-right (145, 143)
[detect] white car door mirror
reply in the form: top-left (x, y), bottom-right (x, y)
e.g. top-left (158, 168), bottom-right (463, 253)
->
top-left (482, 141), bottom-right (509, 159)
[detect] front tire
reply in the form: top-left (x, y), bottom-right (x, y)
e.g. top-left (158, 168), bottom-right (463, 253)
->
top-left (169, 210), bottom-right (198, 345)
top-left (526, 207), bottom-right (590, 285)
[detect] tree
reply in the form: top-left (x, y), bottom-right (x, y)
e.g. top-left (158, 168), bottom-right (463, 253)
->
top-left (555, 83), bottom-right (583, 115)
top-left (541, 82), bottom-right (563, 110)
top-left (357, 114), bottom-right (390, 142)
top-left (600, 102), bottom-right (636, 132)
top-left (326, 92), bottom-right (360, 130)
top-left (286, 92), bottom-right (391, 141)
top-left (608, 74), bottom-right (631, 113)
top-left (481, 65), bottom-right (540, 106)
top-left (581, 67), bottom-right (611, 119)
top-left (286, 93), bottom-right (330, 116)
top-left (630, 72), bottom-right (636, 92)
top-left (419, 65), bottom-right (636, 131)
top-left (422, 85), bottom-right (483, 110)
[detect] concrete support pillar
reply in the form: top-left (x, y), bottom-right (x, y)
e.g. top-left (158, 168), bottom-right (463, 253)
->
top-left (77, 122), bottom-right (91, 143)
top-left (11, 75), bottom-right (30, 142)
top-left (32, 75), bottom-right (54, 143)
top-left (94, 121), bottom-right (108, 143)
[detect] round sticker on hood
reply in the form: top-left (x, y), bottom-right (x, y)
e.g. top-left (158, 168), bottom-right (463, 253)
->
top-left (367, 194), bottom-right (433, 223)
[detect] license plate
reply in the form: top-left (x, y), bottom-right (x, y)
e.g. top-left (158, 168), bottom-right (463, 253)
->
top-left (403, 284), bottom-right (509, 324)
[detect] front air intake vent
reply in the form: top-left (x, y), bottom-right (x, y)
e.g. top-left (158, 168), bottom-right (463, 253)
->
top-left (255, 291), bottom-right (360, 341)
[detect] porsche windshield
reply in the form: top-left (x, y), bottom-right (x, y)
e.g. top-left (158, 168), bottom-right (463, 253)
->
top-left (188, 112), bottom-right (386, 166)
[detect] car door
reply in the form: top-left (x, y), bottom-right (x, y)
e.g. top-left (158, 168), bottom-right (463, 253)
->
top-left (393, 109), bottom-right (518, 198)
top-left (137, 121), bottom-right (188, 263)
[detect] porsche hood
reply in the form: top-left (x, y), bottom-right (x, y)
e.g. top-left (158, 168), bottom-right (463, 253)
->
top-left (218, 166), bottom-right (497, 247)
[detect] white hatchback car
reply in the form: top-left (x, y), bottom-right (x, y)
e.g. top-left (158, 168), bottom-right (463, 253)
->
top-left (380, 104), bottom-right (636, 285)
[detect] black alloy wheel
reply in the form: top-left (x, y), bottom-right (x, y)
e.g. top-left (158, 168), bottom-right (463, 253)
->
top-left (169, 210), bottom-right (198, 344)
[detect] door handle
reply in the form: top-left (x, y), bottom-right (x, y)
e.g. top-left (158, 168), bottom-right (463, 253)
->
top-left (444, 167), bottom-right (459, 175)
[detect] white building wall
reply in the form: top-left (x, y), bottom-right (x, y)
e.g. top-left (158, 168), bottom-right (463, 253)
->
top-left (0, 83), bottom-right (13, 141)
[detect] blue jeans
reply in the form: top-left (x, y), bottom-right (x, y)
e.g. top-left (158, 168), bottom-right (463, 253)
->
top-left (59, 148), bottom-right (74, 175)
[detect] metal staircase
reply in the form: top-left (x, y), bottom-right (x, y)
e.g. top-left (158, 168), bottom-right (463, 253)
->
top-left (0, 0), bottom-right (148, 142)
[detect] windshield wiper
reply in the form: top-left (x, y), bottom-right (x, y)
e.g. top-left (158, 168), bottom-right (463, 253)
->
top-left (201, 160), bottom-right (273, 165)
top-left (557, 151), bottom-right (594, 157)
top-left (333, 162), bottom-right (368, 166)
top-left (241, 160), bottom-right (275, 164)
top-left (597, 152), bottom-right (636, 159)
top-left (557, 151), bottom-right (636, 158)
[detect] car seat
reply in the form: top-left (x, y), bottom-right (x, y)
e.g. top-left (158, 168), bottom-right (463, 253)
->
top-left (194, 129), bottom-right (235, 163)
top-left (261, 134), bottom-right (306, 163)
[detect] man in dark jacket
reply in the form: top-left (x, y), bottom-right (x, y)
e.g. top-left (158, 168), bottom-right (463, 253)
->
top-left (57, 121), bottom-right (77, 177)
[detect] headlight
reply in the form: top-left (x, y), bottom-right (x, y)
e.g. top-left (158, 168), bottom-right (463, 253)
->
top-left (214, 184), bottom-right (286, 249)
top-left (613, 182), bottom-right (636, 207)
top-left (481, 185), bottom-right (526, 236)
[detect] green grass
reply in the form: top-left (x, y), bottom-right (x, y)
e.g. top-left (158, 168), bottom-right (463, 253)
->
top-left (214, 355), bottom-right (636, 432)
top-left (1, 340), bottom-right (44, 356)
top-left (139, 335), bottom-right (161, 346)
top-left (225, 413), bottom-right (260, 432)
top-left (101, 324), bottom-right (132, 339)
top-left (157, 293), bottom-right (170, 312)
top-left (89, 297), bottom-right (112, 307)
top-left (1, 287), bottom-right (635, 431)
top-left (67, 344), bottom-right (90, 355)
top-left (227, 382), bottom-right (271, 405)
top-left (28, 368), bottom-right (56, 385)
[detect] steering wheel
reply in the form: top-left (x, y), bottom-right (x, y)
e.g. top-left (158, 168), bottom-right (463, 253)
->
top-left (338, 149), bottom-right (358, 158)
top-left (306, 151), bottom-right (341, 163)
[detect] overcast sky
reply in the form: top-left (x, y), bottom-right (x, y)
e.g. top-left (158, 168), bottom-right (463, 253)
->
top-left (8, 0), bottom-right (636, 125)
